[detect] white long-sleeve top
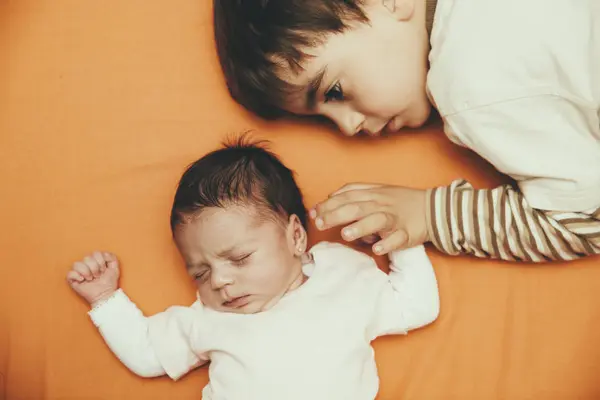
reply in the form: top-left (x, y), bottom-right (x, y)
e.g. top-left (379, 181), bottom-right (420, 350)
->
top-left (425, 0), bottom-right (600, 261)
top-left (88, 241), bottom-right (439, 400)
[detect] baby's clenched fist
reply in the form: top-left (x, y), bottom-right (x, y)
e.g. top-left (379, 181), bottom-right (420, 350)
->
top-left (66, 251), bottom-right (120, 307)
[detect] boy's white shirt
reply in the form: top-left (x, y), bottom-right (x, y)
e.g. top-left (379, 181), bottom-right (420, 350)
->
top-left (88, 242), bottom-right (439, 400)
top-left (427, 0), bottom-right (600, 212)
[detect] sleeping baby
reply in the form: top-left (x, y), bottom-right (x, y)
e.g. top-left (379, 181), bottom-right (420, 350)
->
top-left (66, 138), bottom-right (440, 400)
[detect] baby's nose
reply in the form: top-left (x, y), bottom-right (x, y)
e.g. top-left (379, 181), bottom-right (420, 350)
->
top-left (210, 271), bottom-right (233, 290)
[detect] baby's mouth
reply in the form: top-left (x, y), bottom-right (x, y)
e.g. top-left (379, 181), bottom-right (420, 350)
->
top-left (223, 295), bottom-right (250, 308)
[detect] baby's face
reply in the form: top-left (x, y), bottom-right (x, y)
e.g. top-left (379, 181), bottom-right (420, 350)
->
top-left (174, 204), bottom-right (306, 314)
top-left (280, 0), bottom-right (431, 137)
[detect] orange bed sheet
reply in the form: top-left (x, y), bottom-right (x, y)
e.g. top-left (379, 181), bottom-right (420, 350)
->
top-left (1, 1), bottom-right (600, 399)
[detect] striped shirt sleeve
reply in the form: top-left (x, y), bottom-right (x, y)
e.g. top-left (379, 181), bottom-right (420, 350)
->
top-left (426, 180), bottom-right (600, 262)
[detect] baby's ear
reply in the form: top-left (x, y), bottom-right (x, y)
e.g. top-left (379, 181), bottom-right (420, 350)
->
top-left (381, 0), bottom-right (416, 21)
top-left (287, 214), bottom-right (308, 256)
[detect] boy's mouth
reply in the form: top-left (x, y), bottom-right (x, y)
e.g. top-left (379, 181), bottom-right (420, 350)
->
top-left (384, 116), bottom-right (407, 134)
top-left (223, 295), bottom-right (250, 308)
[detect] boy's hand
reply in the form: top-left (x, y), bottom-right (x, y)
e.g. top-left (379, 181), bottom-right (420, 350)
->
top-left (311, 183), bottom-right (429, 255)
top-left (66, 251), bottom-right (120, 307)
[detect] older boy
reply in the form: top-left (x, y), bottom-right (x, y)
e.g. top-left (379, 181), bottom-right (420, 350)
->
top-left (213, 0), bottom-right (600, 262)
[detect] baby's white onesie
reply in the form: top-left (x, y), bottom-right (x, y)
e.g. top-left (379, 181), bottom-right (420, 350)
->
top-left (88, 241), bottom-right (439, 400)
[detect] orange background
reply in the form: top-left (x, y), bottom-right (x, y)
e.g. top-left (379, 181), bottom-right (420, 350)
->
top-left (1, 1), bottom-right (600, 399)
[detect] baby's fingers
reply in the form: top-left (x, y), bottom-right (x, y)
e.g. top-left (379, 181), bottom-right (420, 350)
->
top-left (84, 255), bottom-right (102, 278)
top-left (66, 270), bottom-right (85, 284)
top-left (72, 261), bottom-right (93, 281)
top-left (102, 252), bottom-right (119, 270)
top-left (91, 251), bottom-right (109, 275)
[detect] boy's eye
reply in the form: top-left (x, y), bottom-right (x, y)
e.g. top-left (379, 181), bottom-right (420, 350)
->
top-left (324, 82), bottom-right (344, 103)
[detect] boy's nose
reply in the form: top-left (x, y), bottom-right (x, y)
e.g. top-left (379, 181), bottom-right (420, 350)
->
top-left (362, 118), bottom-right (390, 137)
top-left (331, 109), bottom-right (365, 137)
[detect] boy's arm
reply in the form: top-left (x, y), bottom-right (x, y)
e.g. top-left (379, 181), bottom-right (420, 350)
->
top-left (428, 180), bottom-right (600, 262)
top-left (89, 289), bottom-right (208, 380)
top-left (368, 245), bottom-right (440, 338)
top-left (429, 93), bottom-right (600, 262)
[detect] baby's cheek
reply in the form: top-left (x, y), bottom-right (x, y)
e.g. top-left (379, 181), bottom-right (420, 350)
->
top-left (254, 266), bottom-right (285, 289)
top-left (196, 286), bottom-right (215, 306)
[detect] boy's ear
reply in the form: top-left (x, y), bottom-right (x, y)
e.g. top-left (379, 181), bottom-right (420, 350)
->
top-left (381, 0), bottom-right (415, 21)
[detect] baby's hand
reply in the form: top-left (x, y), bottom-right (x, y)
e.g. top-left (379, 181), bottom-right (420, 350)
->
top-left (66, 251), bottom-right (120, 307)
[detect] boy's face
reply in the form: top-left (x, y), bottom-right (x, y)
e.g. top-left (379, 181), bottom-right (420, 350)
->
top-left (282, 0), bottom-right (431, 136)
top-left (174, 204), bottom-right (306, 314)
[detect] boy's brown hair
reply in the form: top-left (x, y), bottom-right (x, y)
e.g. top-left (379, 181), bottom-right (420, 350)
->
top-left (213, 0), bottom-right (368, 119)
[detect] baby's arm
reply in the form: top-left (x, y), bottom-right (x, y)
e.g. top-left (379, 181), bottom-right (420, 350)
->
top-left (368, 246), bottom-right (439, 338)
top-left (88, 289), bottom-right (167, 377)
top-left (66, 252), bottom-right (206, 380)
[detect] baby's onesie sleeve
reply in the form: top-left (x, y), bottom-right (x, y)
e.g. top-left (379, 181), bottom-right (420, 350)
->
top-left (89, 289), bottom-right (208, 380)
top-left (146, 300), bottom-right (210, 380)
top-left (367, 246), bottom-right (440, 339)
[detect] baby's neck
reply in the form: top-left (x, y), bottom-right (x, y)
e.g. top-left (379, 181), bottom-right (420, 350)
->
top-left (280, 253), bottom-right (313, 296)
top-left (285, 268), bottom-right (308, 294)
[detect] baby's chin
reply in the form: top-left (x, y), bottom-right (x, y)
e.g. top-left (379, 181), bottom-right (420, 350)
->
top-left (203, 286), bottom-right (295, 314)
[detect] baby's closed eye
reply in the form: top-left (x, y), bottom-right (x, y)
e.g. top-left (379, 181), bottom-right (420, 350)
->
top-left (195, 269), bottom-right (210, 282)
top-left (230, 252), bottom-right (253, 266)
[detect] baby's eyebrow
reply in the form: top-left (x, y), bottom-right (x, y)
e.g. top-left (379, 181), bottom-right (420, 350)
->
top-left (217, 247), bottom-right (236, 258)
top-left (186, 260), bottom-right (207, 269)
top-left (184, 245), bottom-right (250, 269)
top-left (217, 245), bottom-right (252, 259)
top-left (305, 67), bottom-right (327, 111)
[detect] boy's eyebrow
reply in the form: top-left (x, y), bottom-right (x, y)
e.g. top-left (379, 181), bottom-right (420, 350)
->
top-left (305, 67), bottom-right (327, 111)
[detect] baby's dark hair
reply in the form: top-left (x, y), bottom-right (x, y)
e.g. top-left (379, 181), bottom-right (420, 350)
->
top-left (213, 0), bottom-right (368, 119)
top-left (170, 135), bottom-right (307, 233)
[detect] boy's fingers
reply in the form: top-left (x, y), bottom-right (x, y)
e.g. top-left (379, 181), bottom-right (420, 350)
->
top-left (83, 256), bottom-right (101, 278)
top-left (373, 230), bottom-right (408, 255)
top-left (66, 270), bottom-right (84, 284)
top-left (329, 183), bottom-right (382, 197)
top-left (314, 190), bottom-right (383, 220)
top-left (316, 201), bottom-right (382, 230)
top-left (340, 212), bottom-right (388, 242)
top-left (359, 234), bottom-right (380, 245)
top-left (73, 261), bottom-right (92, 281)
